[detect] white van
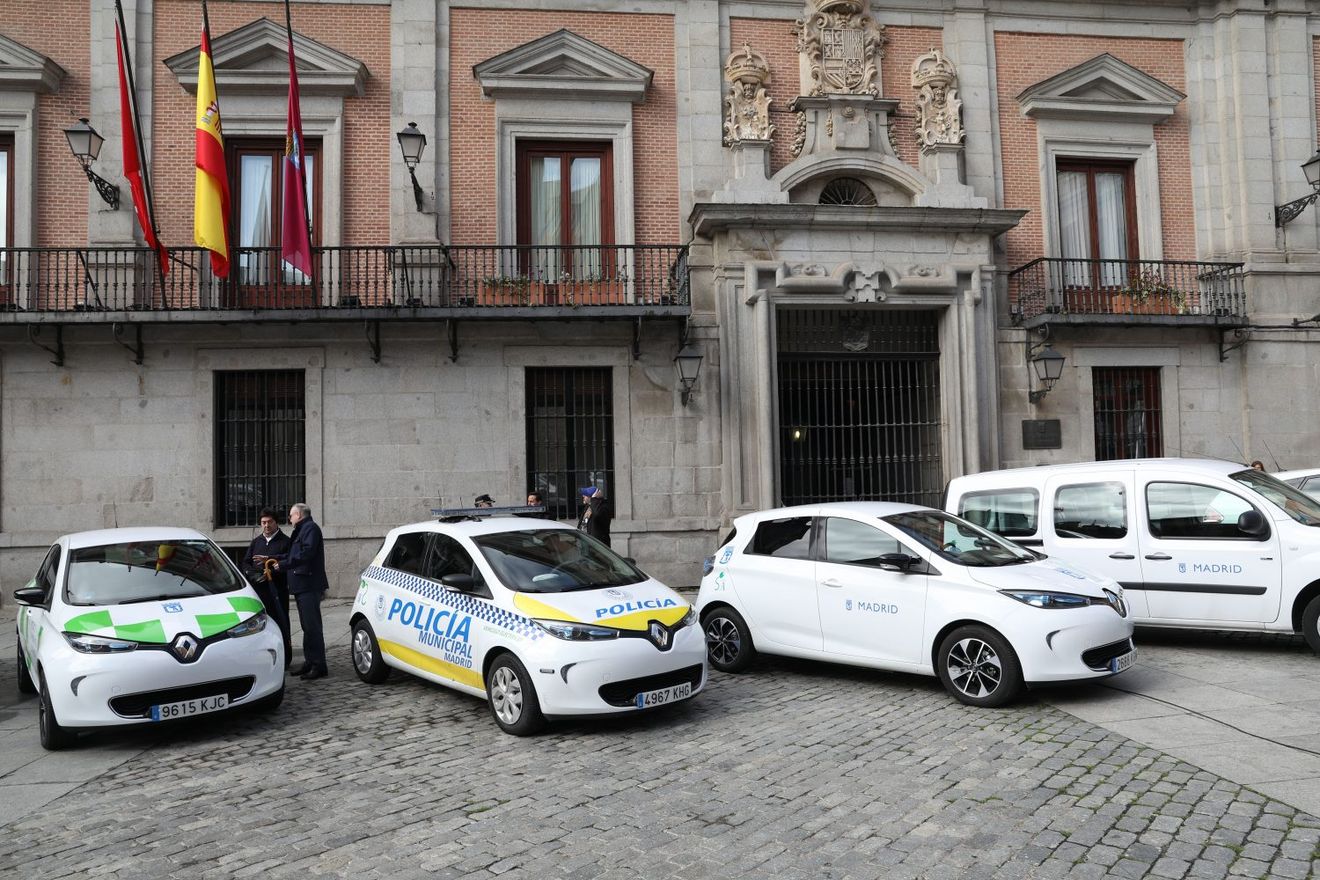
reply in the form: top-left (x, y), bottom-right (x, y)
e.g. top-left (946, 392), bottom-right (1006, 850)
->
top-left (944, 459), bottom-right (1320, 651)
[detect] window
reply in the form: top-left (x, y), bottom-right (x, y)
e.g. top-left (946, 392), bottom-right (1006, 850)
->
top-left (229, 138), bottom-right (320, 295)
top-left (1146, 482), bottom-right (1263, 540)
top-left (385, 532), bottom-right (430, 576)
top-left (821, 518), bottom-right (903, 567)
top-left (958, 489), bottom-right (1039, 537)
top-left (1057, 159), bottom-right (1137, 288)
top-left (749, 517), bottom-right (814, 559)
top-left (35, 544), bottom-right (60, 594)
top-left (526, 368), bottom-right (614, 520)
top-left (1054, 482), bottom-right (1128, 539)
top-left (1094, 367), bottom-right (1162, 460)
top-left (215, 371), bottom-right (306, 528)
top-left (427, 535), bottom-right (489, 596)
top-left (819, 178), bottom-right (877, 207)
top-left (516, 141), bottom-right (613, 281)
top-left (0, 133), bottom-right (11, 294)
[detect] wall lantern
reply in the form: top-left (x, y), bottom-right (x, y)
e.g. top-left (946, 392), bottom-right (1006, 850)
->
top-left (1276, 148), bottom-right (1320, 227)
top-left (64, 118), bottom-right (119, 209)
top-left (396, 122), bottom-right (427, 212)
top-left (1028, 342), bottom-right (1065, 404)
top-left (674, 343), bottom-right (704, 407)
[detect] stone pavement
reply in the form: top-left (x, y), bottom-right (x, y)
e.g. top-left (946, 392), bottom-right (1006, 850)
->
top-left (0, 601), bottom-right (1319, 879)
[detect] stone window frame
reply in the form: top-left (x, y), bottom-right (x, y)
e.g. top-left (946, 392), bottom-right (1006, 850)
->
top-left (0, 34), bottom-right (66, 252)
top-left (1071, 347), bottom-right (1181, 459)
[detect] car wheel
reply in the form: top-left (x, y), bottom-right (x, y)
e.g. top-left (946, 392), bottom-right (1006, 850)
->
top-left (486, 653), bottom-right (545, 736)
top-left (248, 686), bottom-right (285, 714)
top-left (702, 606), bottom-right (756, 673)
top-left (16, 641), bottom-right (36, 695)
top-left (1302, 595), bottom-right (1320, 655)
top-left (37, 672), bottom-right (75, 751)
top-left (936, 625), bottom-right (1024, 708)
top-left (351, 620), bottom-right (391, 684)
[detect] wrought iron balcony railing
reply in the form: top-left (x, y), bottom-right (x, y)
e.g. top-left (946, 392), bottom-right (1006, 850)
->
top-left (0, 244), bottom-right (690, 316)
top-left (1009, 258), bottom-right (1247, 324)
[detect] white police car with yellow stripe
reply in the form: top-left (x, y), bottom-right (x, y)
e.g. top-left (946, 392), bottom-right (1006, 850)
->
top-left (14, 527), bottom-right (286, 750)
top-left (350, 508), bottom-right (704, 734)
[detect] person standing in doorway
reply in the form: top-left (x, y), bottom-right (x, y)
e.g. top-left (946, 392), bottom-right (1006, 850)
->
top-left (271, 502), bottom-right (329, 680)
top-left (244, 507), bottom-right (292, 667)
top-left (577, 486), bottom-right (614, 547)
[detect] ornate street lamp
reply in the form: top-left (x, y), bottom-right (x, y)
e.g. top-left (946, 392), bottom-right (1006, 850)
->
top-left (1028, 343), bottom-right (1065, 404)
top-left (396, 122), bottom-right (427, 212)
top-left (1275, 149), bottom-right (1320, 227)
top-left (674, 343), bottom-right (704, 407)
top-left (64, 118), bottom-right (119, 209)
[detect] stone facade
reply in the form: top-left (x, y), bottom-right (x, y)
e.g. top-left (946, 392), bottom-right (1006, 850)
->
top-left (0, 0), bottom-right (1317, 596)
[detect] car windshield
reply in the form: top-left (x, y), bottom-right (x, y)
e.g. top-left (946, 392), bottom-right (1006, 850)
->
top-left (1231, 469), bottom-right (1320, 526)
top-left (66, 539), bottom-right (246, 606)
top-left (884, 510), bottom-right (1038, 567)
top-left (473, 528), bottom-right (646, 592)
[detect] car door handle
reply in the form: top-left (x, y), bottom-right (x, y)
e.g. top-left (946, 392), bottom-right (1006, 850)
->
top-left (821, 579), bottom-right (844, 588)
top-left (1144, 553), bottom-right (1173, 561)
top-left (1108, 552), bottom-right (1136, 560)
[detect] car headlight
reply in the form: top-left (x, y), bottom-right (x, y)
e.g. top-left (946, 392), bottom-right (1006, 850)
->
top-left (533, 619), bottom-right (620, 641)
top-left (679, 606), bottom-right (697, 628)
top-left (1000, 590), bottom-right (1093, 609)
top-left (226, 612), bottom-right (268, 638)
top-left (63, 632), bottom-right (139, 654)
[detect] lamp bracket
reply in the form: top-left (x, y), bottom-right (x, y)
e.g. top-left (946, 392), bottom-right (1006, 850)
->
top-left (1219, 327), bottom-right (1249, 362)
top-left (81, 164), bottom-right (120, 210)
top-left (1025, 323), bottom-right (1051, 360)
top-left (1276, 188), bottom-right (1320, 228)
top-left (112, 321), bottom-right (143, 365)
top-left (408, 167), bottom-right (425, 213)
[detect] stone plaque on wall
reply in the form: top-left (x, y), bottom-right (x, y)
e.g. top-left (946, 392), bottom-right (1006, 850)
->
top-left (1021, 419), bottom-right (1062, 450)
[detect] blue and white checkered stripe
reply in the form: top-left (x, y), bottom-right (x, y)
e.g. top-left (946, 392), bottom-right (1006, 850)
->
top-left (364, 565), bottom-right (543, 641)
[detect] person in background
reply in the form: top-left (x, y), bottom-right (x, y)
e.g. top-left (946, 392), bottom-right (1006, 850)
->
top-left (270, 502), bottom-right (329, 680)
top-left (1251, 460), bottom-right (1266, 471)
top-left (577, 486), bottom-right (614, 547)
top-left (243, 507), bottom-right (292, 667)
top-left (474, 494), bottom-right (495, 508)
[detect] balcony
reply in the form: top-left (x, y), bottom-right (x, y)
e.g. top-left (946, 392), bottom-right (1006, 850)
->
top-left (0, 243), bottom-right (690, 323)
top-left (1009, 258), bottom-right (1247, 329)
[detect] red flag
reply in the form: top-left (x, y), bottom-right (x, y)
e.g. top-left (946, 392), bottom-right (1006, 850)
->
top-left (115, 11), bottom-right (168, 276)
top-left (281, 31), bottom-right (313, 277)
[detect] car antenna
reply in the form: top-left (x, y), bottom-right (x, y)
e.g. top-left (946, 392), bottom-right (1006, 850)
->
top-left (1262, 439), bottom-right (1282, 471)
top-left (1227, 435), bottom-right (1248, 464)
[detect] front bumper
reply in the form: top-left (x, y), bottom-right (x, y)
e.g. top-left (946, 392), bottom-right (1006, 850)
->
top-left (1005, 605), bottom-right (1136, 684)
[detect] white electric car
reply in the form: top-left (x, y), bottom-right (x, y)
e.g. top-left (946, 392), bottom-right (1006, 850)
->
top-left (350, 510), bottom-right (705, 735)
top-left (697, 502), bottom-right (1135, 707)
top-left (14, 527), bottom-right (285, 750)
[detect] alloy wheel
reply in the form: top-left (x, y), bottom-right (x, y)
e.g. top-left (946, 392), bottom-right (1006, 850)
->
top-left (490, 666), bottom-right (523, 725)
top-left (705, 616), bottom-right (741, 666)
top-left (351, 628), bottom-right (374, 675)
top-left (945, 637), bottom-right (1003, 699)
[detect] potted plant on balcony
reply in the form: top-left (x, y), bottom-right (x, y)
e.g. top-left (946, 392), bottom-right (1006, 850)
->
top-left (1114, 270), bottom-right (1187, 316)
top-left (560, 271), bottom-right (627, 306)
top-left (478, 275), bottom-right (544, 306)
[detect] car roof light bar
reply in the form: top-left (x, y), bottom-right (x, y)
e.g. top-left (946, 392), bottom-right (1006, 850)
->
top-left (431, 505), bottom-right (547, 522)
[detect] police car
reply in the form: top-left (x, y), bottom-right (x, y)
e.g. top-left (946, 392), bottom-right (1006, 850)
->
top-left (698, 503), bottom-right (1135, 707)
top-left (350, 507), bottom-right (705, 735)
top-left (14, 527), bottom-right (286, 750)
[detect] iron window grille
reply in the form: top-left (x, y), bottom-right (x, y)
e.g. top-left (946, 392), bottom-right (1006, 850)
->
top-left (526, 367), bottom-right (614, 521)
top-left (214, 370), bottom-right (306, 528)
top-left (1093, 366), bottom-right (1162, 460)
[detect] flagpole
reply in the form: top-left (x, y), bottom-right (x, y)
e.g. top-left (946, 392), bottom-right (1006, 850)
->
top-left (284, 0), bottom-right (317, 298)
top-left (200, 0), bottom-right (230, 286)
top-left (114, 0), bottom-right (167, 294)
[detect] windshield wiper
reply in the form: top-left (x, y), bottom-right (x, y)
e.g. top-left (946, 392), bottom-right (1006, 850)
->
top-left (117, 593), bottom-right (201, 604)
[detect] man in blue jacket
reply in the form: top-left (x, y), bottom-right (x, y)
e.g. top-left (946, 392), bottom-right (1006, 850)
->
top-left (271, 502), bottom-right (329, 680)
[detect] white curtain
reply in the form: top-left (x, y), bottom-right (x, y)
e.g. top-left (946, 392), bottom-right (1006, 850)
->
top-left (529, 157), bottom-right (562, 280)
top-left (0, 146), bottom-right (8, 285)
top-left (240, 156), bottom-right (273, 285)
top-left (1057, 171), bottom-right (1091, 287)
top-left (1095, 171), bottom-right (1129, 287)
top-left (570, 157), bottom-right (601, 279)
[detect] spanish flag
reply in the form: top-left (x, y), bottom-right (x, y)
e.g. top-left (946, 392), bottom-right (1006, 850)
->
top-left (194, 1), bottom-right (230, 278)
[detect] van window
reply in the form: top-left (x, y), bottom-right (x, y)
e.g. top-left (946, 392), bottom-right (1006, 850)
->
top-left (821, 518), bottom-right (904, 567)
top-left (1054, 482), bottom-right (1127, 539)
top-left (748, 517), bottom-right (814, 560)
top-left (1230, 469), bottom-right (1320, 526)
top-left (958, 489), bottom-right (1038, 537)
top-left (1146, 482), bottom-right (1261, 540)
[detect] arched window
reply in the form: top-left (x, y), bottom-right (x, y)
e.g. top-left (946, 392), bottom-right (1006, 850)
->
top-left (819, 178), bottom-right (878, 207)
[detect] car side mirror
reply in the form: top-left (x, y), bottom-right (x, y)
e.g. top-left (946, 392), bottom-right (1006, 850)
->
top-left (13, 587), bottom-right (47, 607)
top-left (1237, 510), bottom-right (1269, 538)
top-left (623, 557), bottom-right (637, 566)
top-left (877, 553), bottom-right (920, 573)
top-left (440, 573), bottom-right (476, 593)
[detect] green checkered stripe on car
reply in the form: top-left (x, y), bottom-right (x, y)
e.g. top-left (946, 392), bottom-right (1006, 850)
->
top-left (64, 596), bottom-right (265, 643)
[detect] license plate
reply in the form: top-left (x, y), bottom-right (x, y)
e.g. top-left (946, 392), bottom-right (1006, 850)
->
top-left (150, 694), bottom-right (229, 721)
top-left (634, 681), bottom-right (692, 709)
top-left (1110, 649), bottom-right (1136, 674)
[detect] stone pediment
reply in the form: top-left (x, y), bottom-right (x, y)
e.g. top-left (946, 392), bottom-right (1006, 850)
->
top-left (474, 29), bottom-right (653, 102)
top-left (164, 18), bottom-right (368, 97)
top-left (1017, 54), bottom-right (1183, 124)
top-left (0, 33), bottom-right (66, 93)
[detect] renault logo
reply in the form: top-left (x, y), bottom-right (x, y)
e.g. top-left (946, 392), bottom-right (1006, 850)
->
top-left (648, 621), bottom-right (670, 650)
top-left (171, 633), bottom-right (200, 662)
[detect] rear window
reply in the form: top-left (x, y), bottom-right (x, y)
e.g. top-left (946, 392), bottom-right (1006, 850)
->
top-left (385, 531), bottom-right (430, 576)
top-left (748, 517), bottom-right (813, 559)
top-left (66, 540), bottom-right (245, 606)
top-left (958, 489), bottom-right (1038, 537)
top-left (1054, 482), bottom-right (1128, 539)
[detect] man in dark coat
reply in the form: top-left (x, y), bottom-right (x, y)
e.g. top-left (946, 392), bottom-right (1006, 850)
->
top-left (271, 502), bottom-right (330, 680)
top-left (577, 486), bottom-right (613, 547)
top-left (242, 507), bottom-right (292, 667)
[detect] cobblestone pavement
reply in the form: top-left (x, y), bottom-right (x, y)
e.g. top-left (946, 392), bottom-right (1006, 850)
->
top-left (1, 603), bottom-right (1318, 879)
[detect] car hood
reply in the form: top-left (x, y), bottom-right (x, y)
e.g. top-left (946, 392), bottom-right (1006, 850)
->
top-left (511, 579), bottom-right (690, 630)
top-left (57, 591), bottom-right (266, 643)
top-left (965, 557), bottom-right (1116, 599)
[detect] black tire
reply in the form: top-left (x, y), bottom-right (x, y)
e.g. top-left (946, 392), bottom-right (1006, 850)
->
top-left (248, 686), bottom-right (285, 714)
top-left (1302, 595), bottom-right (1320, 655)
top-left (936, 625), bottom-right (1024, 708)
top-left (37, 672), bottom-right (75, 751)
top-left (485, 652), bottom-right (545, 736)
top-left (350, 619), bottom-right (391, 684)
top-left (16, 640), bottom-right (36, 695)
top-left (702, 606), bottom-right (756, 673)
